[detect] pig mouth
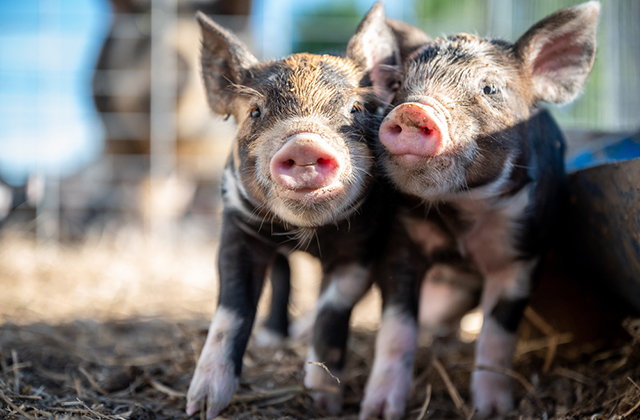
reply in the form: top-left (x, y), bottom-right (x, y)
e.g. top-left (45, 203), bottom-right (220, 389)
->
top-left (270, 180), bottom-right (356, 228)
top-left (386, 151), bottom-right (453, 169)
top-left (273, 181), bottom-right (345, 203)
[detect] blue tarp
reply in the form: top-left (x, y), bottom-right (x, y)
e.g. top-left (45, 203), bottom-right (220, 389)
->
top-left (566, 133), bottom-right (640, 173)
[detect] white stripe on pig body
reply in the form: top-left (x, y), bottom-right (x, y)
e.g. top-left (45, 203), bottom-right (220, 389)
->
top-left (402, 216), bottom-right (451, 255)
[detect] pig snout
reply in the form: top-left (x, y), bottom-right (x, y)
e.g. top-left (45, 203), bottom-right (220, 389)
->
top-left (270, 133), bottom-right (342, 192)
top-left (379, 102), bottom-right (449, 162)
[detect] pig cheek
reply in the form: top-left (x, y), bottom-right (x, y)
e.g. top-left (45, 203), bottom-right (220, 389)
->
top-left (236, 153), bottom-right (270, 209)
top-left (248, 134), bottom-right (285, 199)
top-left (344, 140), bottom-right (372, 188)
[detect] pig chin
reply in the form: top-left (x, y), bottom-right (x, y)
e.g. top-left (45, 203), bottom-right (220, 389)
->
top-left (382, 152), bottom-right (465, 200)
top-left (269, 182), bottom-right (363, 228)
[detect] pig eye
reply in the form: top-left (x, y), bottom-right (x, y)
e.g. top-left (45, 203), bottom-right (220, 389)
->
top-left (249, 105), bottom-right (261, 119)
top-left (351, 103), bottom-right (364, 114)
top-left (482, 85), bottom-right (499, 95)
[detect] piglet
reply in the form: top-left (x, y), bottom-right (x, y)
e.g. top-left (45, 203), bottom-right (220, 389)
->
top-left (367, 2), bottom-right (600, 417)
top-left (187, 4), bottom-right (401, 418)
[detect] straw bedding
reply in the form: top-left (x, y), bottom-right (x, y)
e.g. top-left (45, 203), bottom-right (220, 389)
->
top-left (0, 233), bottom-right (638, 420)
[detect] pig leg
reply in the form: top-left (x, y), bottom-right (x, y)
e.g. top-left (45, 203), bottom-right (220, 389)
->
top-left (304, 263), bottom-right (371, 414)
top-left (360, 308), bottom-right (417, 420)
top-left (360, 227), bottom-right (422, 420)
top-left (471, 259), bottom-right (538, 417)
top-left (186, 217), bottom-right (272, 419)
top-left (419, 264), bottom-right (482, 335)
top-left (254, 252), bottom-right (291, 347)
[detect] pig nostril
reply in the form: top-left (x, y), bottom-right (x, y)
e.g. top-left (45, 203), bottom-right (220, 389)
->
top-left (317, 157), bottom-right (338, 172)
top-left (389, 124), bottom-right (402, 135)
top-left (423, 127), bottom-right (433, 136)
top-left (282, 159), bottom-right (295, 169)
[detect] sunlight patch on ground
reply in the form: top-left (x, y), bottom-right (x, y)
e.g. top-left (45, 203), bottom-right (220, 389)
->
top-left (0, 231), bottom-right (381, 330)
top-left (458, 308), bottom-right (483, 343)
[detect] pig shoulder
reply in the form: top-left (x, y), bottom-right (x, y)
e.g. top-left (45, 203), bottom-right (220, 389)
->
top-left (516, 107), bottom-right (567, 259)
top-left (455, 106), bottom-right (567, 263)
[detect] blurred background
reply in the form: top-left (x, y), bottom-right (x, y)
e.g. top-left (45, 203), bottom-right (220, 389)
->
top-left (0, 0), bottom-right (638, 324)
top-left (1, 0), bottom-right (639, 242)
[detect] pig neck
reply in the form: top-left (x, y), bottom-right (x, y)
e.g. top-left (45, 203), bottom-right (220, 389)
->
top-left (406, 155), bottom-right (534, 274)
top-left (437, 148), bottom-right (530, 214)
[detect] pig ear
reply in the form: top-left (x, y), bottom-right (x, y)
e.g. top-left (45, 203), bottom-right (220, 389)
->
top-left (197, 12), bottom-right (259, 116)
top-left (514, 1), bottom-right (600, 105)
top-left (386, 18), bottom-right (431, 63)
top-left (346, 2), bottom-right (400, 104)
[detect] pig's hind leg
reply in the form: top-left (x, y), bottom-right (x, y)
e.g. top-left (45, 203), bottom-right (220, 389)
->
top-left (419, 263), bottom-right (482, 335)
top-left (254, 252), bottom-right (291, 347)
top-left (304, 263), bottom-right (372, 414)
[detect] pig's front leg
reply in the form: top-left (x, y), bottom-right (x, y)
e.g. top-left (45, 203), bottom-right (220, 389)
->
top-left (360, 227), bottom-right (422, 420)
top-left (471, 259), bottom-right (538, 417)
top-left (186, 215), bottom-right (271, 419)
top-left (304, 263), bottom-right (372, 414)
top-left (360, 308), bottom-right (417, 420)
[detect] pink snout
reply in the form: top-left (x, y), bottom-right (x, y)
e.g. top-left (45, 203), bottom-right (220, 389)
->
top-left (379, 102), bottom-right (448, 162)
top-left (270, 133), bottom-right (341, 191)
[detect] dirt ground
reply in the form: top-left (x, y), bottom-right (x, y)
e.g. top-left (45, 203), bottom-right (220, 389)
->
top-left (1, 231), bottom-right (639, 420)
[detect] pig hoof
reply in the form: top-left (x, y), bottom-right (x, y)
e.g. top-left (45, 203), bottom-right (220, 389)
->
top-left (253, 327), bottom-right (286, 348)
top-left (471, 370), bottom-right (514, 417)
top-left (309, 389), bottom-right (343, 415)
top-left (186, 358), bottom-right (239, 419)
top-left (359, 367), bottom-right (412, 420)
top-left (304, 361), bottom-right (343, 415)
top-left (359, 402), bottom-right (403, 420)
